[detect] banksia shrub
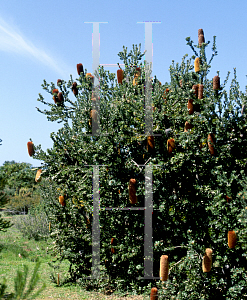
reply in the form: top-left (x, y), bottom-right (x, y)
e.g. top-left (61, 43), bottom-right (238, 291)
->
top-left (194, 57), bottom-right (200, 72)
top-left (198, 84), bottom-right (204, 99)
top-left (77, 63), bottom-right (84, 75)
top-left (150, 287), bottom-right (158, 300)
top-left (27, 141), bottom-right (35, 156)
top-left (117, 68), bottom-right (124, 84)
top-left (167, 139), bottom-right (175, 154)
top-left (59, 196), bottom-right (65, 207)
top-left (160, 255), bottom-right (168, 281)
top-left (207, 133), bottom-right (215, 156)
top-left (129, 179), bottom-right (137, 204)
top-left (187, 99), bottom-right (194, 115)
top-left (202, 248), bottom-right (213, 272)
top-left (72, 82), bottom-right (78, 96)
top-left (213, 75), bottom-right (220, 90)
top-left (35, 169), bottom-right (42, 182)
top-left (228, 230), bottom-right (237, 248)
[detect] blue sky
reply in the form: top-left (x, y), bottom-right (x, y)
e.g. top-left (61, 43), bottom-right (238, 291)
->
top-left (0, 0), bottom-right (247, 167)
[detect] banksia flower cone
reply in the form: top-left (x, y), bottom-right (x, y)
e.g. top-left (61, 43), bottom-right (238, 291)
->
top-left (184, 121), bottom-right (193, 132)
top-left (198, 28), bottom-right (205, 47)
top-left (160, 255), bottom-right (168, 281)
top-left (213, 75), bottom-right (220, 90)
top-left (52, 89), bottom-right (59, 103)
top-left (117, 69), bottom-right (124, 84)
top-left (90, 109), bottom-right (97, 122)
top-left (27, 141), bottom-right (35, 156)
top-left (192, 84), bottom-right (198, 98)
top-left (194, 57), bottom-right (200, 72)
top-left (228, 230), bottom-right (237, 248)
top-left (57, 92), bottom-right (64, 103)
top-left (167, 139), bottom-right (175, 154)
top-left (198, 84), bottom-right (204, 99)
top-left (129, 179), bottom-right (137, 204)
top-left (111, 238), bottom-right (116, 254)
top-left (86, 73), bottom-right (94, 83)
top-left (198, 28), bottom-right (204, 36)
top-left (207, 133), bottom-right (215, 156)
top-left (147, 136), bottom-right (155, 152)
top-left (72, 82), bottom-right (78, 96)
top-left (35, 169), bottom-right (42, 182)
top-left (77, 63), bottom-right (84, 75)
top-left (150, 287), bottom-right (158, 300)
top-left (202, 248), bottom-right (213, 272)
top-left (187, 99), bottom-right (194, 115)
top-left (59, 196), bottom-right (65, 206)
top-left (57, 79), bottom-right (62, 85)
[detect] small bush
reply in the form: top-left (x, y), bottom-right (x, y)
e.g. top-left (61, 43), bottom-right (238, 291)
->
top-left (12, 201), bottom-right (49, 241)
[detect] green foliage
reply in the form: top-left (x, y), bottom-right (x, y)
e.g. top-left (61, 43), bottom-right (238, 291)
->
top-left (12, 200), bottom-right (49, 241)
top-left (31, 32), bottom-right (247, 298)
top-left (0, 260), bottom-right (46, 299)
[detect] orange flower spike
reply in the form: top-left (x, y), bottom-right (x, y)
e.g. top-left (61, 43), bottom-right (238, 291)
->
top-left (150, 287), bottom-right (158, 300)
top-left (129, 179), bottom-right (137, 204)
top-left (27, 141), bottom-right (35, 156)
top-left (117, 66), bottom-right (124, 84)
top-left (187, 99), bottom-right (194, 115)
top-left (228, 231), bottom-right (237, 248)
top-left (77, 63), bottom-right (84, 75)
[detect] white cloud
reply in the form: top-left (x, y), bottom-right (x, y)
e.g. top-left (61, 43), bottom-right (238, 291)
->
top-left (0, 16), bottom-right (72, 77)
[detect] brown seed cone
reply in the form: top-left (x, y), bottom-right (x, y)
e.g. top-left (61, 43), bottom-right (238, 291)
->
top-left (167, 139), bottom-right (175, 154)
top-left (27, 141), bottom-right (35, 156)
top-left (90, 109), bottom-right (97, 122)
top-left (225, 195), bottom-right (232, 203)
top-left (198, 34), bottom-right (205, 47)
top-left (147, 136), bottom-right (155, 152)
top-left (192, 84), bottom-right (199, 98)
top-left (194, 57), bottom-right (200, 72)
top-left (150, 287), bottom-right (158, 300)
top-left (111, 238), bottom-right (116, 253)
top-left (59, 196), bottom-right (65, 207)
top-left (35, 169), bottom-right (42, 182)
top-left (228, 230), bottom-right (237, 248)
top-left (202, 248), bottom-right (213, 272)
top-left (207, 133), bottom-right (215, 156)
top-left (187, 99), bottom-right (194, 115)
top-left (179, 79), bottom-right (183, 87)
top-left (117, 69), bottom-right (124, 84)
top-left (57, 92), bottom-right (64, 103)
top-left (198, 84), bottom-right (204, 99)
top-left (184, 121), bottom-right (193, 132)
top-left (213, 75), bottom-right (220, 90)
top-left (73, 88), bottom-right (78, 96)
top-left (129, 178), bottom-right (137, 204)
top-left (135, 67), bottom-right (141, 77)
top-left (77, 63), bottom-right (84, 75)
top-left (198, 28), bottom-right (204, 36)
top-left (160, 255), bottom-right (169, 281)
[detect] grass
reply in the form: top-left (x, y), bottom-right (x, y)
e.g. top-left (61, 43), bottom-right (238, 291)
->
top-left (0, 214), bottom-right (148, 299)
